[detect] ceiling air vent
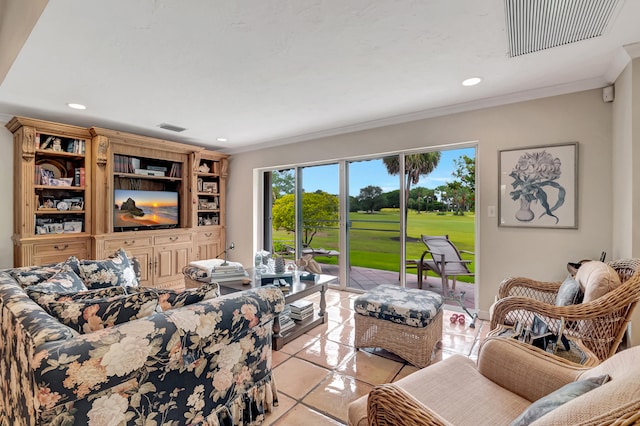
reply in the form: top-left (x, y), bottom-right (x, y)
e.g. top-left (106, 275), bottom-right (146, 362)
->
top-left (505, 0), bottom-right (622, 57)
top-left (158, 123), bottom-right (187, 132)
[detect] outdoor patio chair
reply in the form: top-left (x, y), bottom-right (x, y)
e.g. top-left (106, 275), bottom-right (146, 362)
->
top-left (411, 235), bottom-right (474, 295)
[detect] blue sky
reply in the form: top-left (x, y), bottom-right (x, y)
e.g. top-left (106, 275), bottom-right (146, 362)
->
top-left (301, 147), bottom-right (475, 196)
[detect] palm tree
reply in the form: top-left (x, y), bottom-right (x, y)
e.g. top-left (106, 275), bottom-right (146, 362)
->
top-left (383, 152), bottom-right (441, 236)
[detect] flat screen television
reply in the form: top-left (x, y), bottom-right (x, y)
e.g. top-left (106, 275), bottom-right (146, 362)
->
top-left (114, 189), bottom-right (179, 231)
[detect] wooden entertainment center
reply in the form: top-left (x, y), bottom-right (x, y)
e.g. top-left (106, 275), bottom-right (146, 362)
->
top-left (7, 116), bottom-right (228, 289)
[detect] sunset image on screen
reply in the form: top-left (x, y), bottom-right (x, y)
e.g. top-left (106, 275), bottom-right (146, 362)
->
top-left (114, 189), bottom-right (179, 228)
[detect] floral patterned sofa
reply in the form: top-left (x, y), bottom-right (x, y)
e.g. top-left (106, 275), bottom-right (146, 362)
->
top-left (0, 251), bottom-right (285, 425)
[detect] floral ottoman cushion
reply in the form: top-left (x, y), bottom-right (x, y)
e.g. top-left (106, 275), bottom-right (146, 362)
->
top-left (354, 284), bottom-right (443, 328)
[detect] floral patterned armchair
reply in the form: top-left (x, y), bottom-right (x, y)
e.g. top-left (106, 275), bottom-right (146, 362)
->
top-left (0, 259), bottom-right (285, 425)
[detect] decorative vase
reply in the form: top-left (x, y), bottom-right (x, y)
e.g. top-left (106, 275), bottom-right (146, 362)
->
top-left (274, 256), bottom-right (286, 274)
top-left (515, 198), bottom-right (535, 222)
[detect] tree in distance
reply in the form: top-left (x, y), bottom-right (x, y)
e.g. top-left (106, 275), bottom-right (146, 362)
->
top-left (383, 152), bottom-right (441, 232)
top-left (357, 185), bottom-right (383, 213)
top-left (272, 190), bottom-right (339, 247)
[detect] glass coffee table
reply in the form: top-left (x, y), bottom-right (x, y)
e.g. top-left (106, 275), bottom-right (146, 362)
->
top-left (218, 269), bottom-right (338, 350)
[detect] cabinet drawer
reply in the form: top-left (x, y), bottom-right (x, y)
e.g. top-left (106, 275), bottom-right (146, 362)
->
top-left (154, 233), bottom-right (192, 245)
top-left (105, 237), bottom-right (153, 252)
top-left (31, 239), bottom-right (90, 264)
top-left (33, 239), bottom-right (90, 256)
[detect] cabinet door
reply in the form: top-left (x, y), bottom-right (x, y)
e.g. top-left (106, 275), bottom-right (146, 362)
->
top-left (196, 229), bottom-right (224, 260)
top-left (122, 247), bottom-right (153, 287)
top-left (154, 242), bottom-right (192, 287)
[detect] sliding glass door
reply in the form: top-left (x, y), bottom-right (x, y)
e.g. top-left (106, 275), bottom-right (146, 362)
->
top-left (262, 146), bottom-right (476, 299)
top-left (346, 157), bottom-right (400, 290)
top-left (298, 164), bottom-right (341, 276)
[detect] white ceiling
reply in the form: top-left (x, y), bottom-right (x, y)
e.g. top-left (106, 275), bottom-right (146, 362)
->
top-left (1, 0), bottom-right (640, 153)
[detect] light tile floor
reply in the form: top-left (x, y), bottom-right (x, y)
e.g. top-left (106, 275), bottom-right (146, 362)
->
top-left (265, 289), bottom-right (492, 425)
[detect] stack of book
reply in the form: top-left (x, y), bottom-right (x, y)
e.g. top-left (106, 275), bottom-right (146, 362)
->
top-left (289, 300), bottom-right (314, 323)
top-left (210, 263), bottom-right (247, 282)
top-left (278, 305), bottom-right (295, 333)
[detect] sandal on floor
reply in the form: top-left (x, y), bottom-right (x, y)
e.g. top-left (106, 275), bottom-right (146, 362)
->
top-left (449, 314), bottom-right (459, 324)
top-left (458, 315), bottom-right (466, 325)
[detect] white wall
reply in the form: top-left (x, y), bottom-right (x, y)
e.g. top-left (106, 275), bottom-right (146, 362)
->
top-left (0, 119), bottom-right (14, 268)
top-left (228, 88), bottom-right (614, 319)
top-left (612, 57), bottom-right (640, 346)
top-left (612, 63), bottom-right (633, 259)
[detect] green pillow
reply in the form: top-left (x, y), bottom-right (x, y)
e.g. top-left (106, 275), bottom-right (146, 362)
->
top-left (510, 375), bottom-right (610, 426)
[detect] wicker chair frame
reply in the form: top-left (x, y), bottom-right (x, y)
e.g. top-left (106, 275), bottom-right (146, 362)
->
top-left (366, 379), bottom-right (640, 426)
top-left (367, 383), bottom-right (450, 426)
top-left (491, 258), bottom-right (640, 362)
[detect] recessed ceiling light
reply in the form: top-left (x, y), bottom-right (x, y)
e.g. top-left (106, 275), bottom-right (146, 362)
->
top-left (462, 77), bottom-right (482, 87)
top-left (216, 137), bottom-right (228, 142)
top-left (67, 103), bottom-right (87, 110)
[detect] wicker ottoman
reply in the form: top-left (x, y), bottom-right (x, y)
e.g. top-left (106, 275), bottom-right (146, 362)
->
top-left (182, 265), bottom-right (210, 288)
top-left (354, 285), bottom-right (443, 368)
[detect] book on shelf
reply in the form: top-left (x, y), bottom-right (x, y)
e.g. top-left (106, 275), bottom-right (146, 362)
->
top-left (289, 301), bottom-right (315, 322)
top-left (289, 299), bottom-right (314, 312)
top-left (290, 313), bottom-right (314, 322)
top-left (114, 155), bottom-right (136, 173)
top-left (292, 315), bottom-right (315, 325)
top-left (74, 167), bottom-right (85, 186)
top-left (169, 163), bottom-right (181, 178)
top-left (147, 165), bottom-right (167, 172)
top-left (278, 315), bottom-right (296, 333)
top-left (289, 306), bottom-right (314, 317)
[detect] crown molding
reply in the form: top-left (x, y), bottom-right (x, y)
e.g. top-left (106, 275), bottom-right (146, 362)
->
top-left (0, 113), bottom-right (13, 125)
top-left (227, 78), bottom-right (606, 155)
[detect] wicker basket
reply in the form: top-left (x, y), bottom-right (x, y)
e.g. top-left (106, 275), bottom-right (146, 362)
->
top-left (354, 309), bottom-right (443, 368)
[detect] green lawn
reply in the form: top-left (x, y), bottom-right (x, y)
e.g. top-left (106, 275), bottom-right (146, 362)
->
top-left (272, 209), bottom-right (476, 283)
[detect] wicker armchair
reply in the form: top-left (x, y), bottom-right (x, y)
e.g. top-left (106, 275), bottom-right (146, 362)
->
top-left (491, 258), bottom-right (640, 362)
top-left (348, 336), bottom-right (640, 425)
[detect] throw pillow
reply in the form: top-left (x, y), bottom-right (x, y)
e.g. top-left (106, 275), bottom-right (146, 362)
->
top-left (510, 375), bottom-right (610, 426)
top-left (575, 261), bottom-right (621, 303)
top-left (555, 274), bottom-right (584, 306)
top-left (26, 265), bottom-right (88, 302)
top-left (78, 248), bottom-right (139, 289)
top-left (29, 286), bottom-right (126, 314)
top-left (47, 290), bottom-right (158, 333)
top-left (131, 282), bottom-right (219, 311)
top-left (67, 286), bottom-right (127, 300)
top-left (11, 256), bottom-right (81, 288)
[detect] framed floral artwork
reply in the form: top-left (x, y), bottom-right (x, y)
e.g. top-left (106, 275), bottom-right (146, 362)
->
top-left (498, 142), bottom-right (578, 228)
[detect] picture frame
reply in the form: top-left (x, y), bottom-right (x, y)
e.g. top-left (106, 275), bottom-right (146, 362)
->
top-left (63, 221), bottom-right (83, 233)
top-left (198, 199), bottom-right (209, 209)
top-left (202, 182), bottom-right (218, 193)
top-left (69, 200), bottom-right (84, 211)
top-left (499, 142), bottom-right (578, 228)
